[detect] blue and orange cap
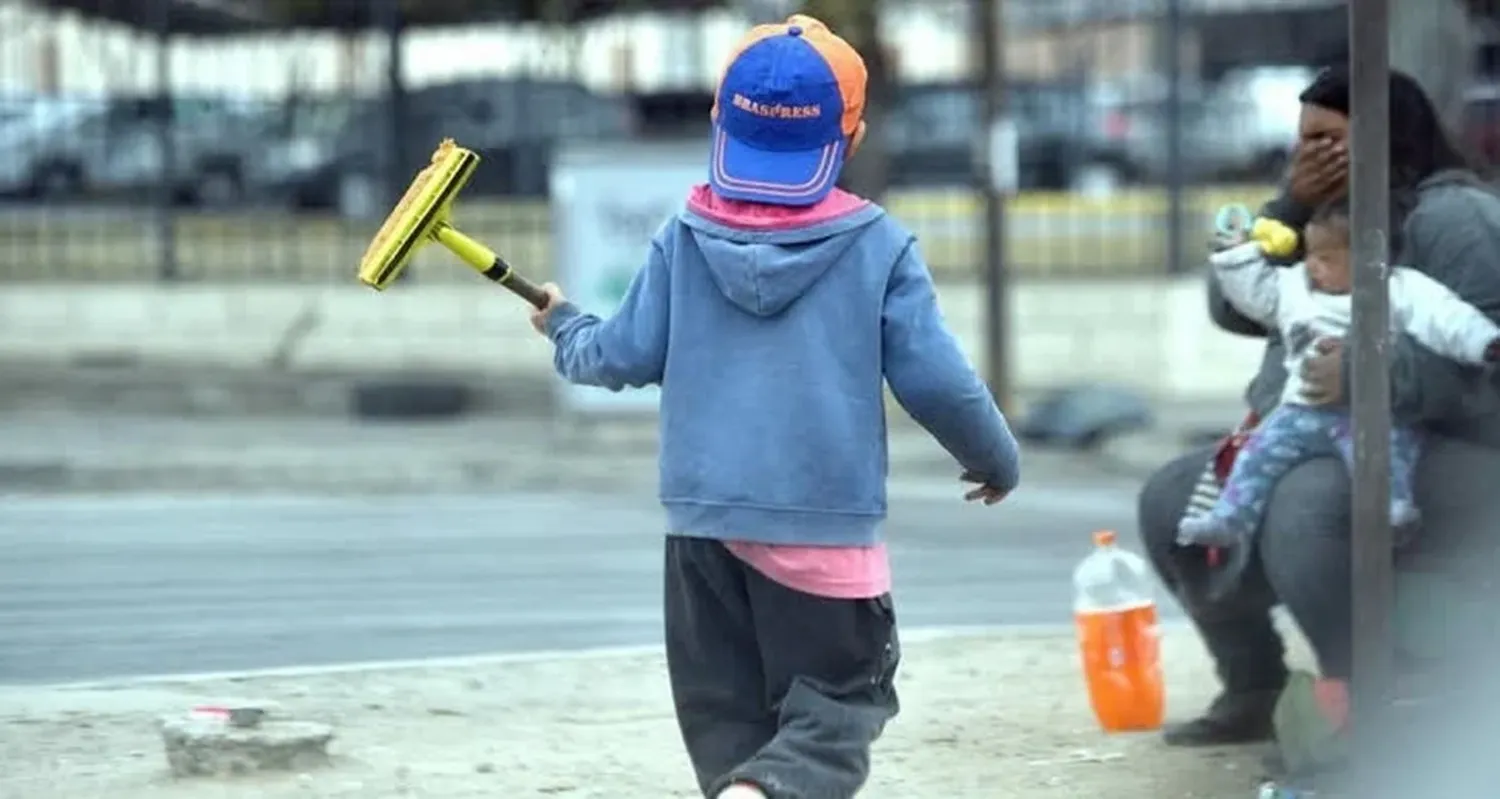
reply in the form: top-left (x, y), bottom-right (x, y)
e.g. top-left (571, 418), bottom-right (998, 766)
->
top-left (710, 15), bottom-right (867, 206)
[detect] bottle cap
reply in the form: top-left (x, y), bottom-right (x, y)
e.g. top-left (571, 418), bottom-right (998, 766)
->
top-left (1093, 530), bottom-right (1117, 547)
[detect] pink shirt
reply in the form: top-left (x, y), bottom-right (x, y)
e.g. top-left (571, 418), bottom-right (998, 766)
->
top-left (684, 184), bottom-right (893, 601)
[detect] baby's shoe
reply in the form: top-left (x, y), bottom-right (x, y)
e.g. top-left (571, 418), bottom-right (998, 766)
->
top-left (1390, 500), bottom-right (1423, 545)
top-left (1177, 514), bottom-right (1244, 549)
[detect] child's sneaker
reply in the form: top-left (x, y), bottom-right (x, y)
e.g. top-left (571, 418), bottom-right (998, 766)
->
top-left (1177, 514), bottom-right (1244, 548)
top-left (717, 783), bottom-right (768, 799)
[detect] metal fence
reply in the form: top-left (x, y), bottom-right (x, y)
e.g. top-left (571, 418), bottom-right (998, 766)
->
top-left (0, 0), bottom-right (1426, 287)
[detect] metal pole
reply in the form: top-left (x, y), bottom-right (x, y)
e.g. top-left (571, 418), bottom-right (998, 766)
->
top-left (977, 0), bottom-right (1010, 409)
top-left (380, 0), bottom-right (406, 279)
top-left (1390, 0), bottom-right (1475, 133)
top-left (151, 0), bottom-right (178, 281)
top-left (1162, 0), bottom-right (1185, 275)
top-left (1348, 0), bottom-right (1394, 778)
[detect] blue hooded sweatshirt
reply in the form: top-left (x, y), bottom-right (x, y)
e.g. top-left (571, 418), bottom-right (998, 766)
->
top-left (544, 192), bottom-right (1020, 547)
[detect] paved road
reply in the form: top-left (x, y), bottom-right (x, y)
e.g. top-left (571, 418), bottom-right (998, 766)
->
top-left (0, 481), bottom-right (1157, 684)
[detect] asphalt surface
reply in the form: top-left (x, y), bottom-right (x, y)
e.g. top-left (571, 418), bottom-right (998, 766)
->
top-left (0, 481), bottom-right (1158, 685)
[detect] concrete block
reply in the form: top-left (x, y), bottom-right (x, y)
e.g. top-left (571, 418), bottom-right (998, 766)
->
top-left (159, 712), bottom-right (333, 778)
top-left (0, 277), bottom-right (1261, 403)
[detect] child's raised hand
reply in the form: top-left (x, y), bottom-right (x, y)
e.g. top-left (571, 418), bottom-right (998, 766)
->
top-left (529, 282), bottom-right (567, 336)
top-left (1211, 204), bottom-right (1254, 252)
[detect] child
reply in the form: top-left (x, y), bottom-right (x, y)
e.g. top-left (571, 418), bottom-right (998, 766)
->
top-left (1178, 199), bottom-right (1500, 549)
top-left (526, 15), bottom-right (1020, 799)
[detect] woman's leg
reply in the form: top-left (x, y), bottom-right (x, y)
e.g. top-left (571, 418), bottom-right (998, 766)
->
top-left (1258, 455), bottom-right (1353, 679)
top-left (1372, 438), bottom-right (1500, 795)
top-left (1399, 434), bottom-right (1500, 572)
top-left (1267, 436), bottom-right (1500, 794)
top-left (1138, 447), bottom-right (1286, 746)
top-left (1261, 434), bottom-right (1500, 681)
top-left (1393, 435), bottom-right (1500, 662)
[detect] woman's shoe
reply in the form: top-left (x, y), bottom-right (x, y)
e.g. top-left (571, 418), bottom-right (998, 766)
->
top-left (1162, 689), bottom-right (1279, 746)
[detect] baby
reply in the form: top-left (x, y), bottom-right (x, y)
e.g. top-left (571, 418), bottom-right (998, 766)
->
top-left (1178, 199), bottom-right (1500, 548)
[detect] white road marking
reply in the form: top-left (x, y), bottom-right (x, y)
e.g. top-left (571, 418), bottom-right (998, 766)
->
top-left (33, 620), bottom-right (1195, 690)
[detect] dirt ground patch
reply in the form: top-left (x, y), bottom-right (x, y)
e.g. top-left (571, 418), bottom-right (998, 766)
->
top-left (0, 627), bottom-right (1307, 798)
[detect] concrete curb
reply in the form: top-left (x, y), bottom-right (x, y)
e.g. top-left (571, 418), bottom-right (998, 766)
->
top-left (0, 360), bottom-right (556, 418)
top-left (0, 414), bottom-right (1187, 495)
top-left (0, 458), bottom-right (646, 495)
top-left (0, 369), bottom-right (1212, 494)
top-left (0, 452), bottom-right (1168, 497)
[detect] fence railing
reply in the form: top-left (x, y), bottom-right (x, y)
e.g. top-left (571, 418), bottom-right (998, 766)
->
top-left (0, 0), bottom-right (1333, 286)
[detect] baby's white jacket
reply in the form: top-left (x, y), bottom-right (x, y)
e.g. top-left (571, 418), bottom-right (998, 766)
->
top-left (1210, 241), bottom-right (1500, 406)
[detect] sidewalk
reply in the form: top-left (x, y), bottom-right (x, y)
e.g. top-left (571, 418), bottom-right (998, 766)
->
top-left (0, 406), bottom-right (1217, 495)
top-left (0, 627), bottom-right (1301, 798)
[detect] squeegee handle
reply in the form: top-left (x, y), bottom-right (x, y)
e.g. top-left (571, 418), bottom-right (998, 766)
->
top-left (486, 257), bottom-right (550, 309)
top-left (432, 223), bottom-right (551, 309)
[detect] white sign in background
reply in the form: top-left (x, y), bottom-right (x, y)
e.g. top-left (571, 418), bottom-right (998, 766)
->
top-left (549, 140), bottom-right (708, 416)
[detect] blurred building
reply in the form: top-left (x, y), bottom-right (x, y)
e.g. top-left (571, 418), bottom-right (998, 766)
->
top-left (0, 0), bottom-right (1358, 98)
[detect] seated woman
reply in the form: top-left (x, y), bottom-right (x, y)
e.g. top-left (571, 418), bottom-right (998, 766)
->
top-left (1136, 65), bottom-right (1500, 747)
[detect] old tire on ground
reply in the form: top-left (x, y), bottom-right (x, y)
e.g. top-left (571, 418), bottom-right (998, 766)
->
top-left (351, 380), bottom-right (473, 420)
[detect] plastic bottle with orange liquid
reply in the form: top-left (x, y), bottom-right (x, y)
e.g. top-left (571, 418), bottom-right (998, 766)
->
top-left (1073, 529), bottom-right (1164, 732)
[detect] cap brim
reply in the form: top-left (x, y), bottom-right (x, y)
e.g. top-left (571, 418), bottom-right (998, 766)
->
top-left (709, 124), bottom-right (845, 206)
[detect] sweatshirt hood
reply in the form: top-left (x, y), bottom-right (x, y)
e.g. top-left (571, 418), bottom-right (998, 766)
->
top-left (1420, 168), bottom-right (1488, 191)
top-left (678, 185), bottom-right (886, 317)
top-left (1416, 167), bottom-right (1500, 196)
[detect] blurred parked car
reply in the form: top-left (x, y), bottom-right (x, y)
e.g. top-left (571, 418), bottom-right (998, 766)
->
top-left (1093, 66), bottom-right (1313, 185)
top-left (253, 79), bottom-right (635, 218)
top-left (0, 93), bottom-right (39, 126)
top-left (0, 93), bottom-right (270, 207)
top-left (1184, 66), bottom-right (1312, 181)
top-left (885, 80), bottom-right (1137, 192)
top-left (0, 96), bottom-right (101, 197)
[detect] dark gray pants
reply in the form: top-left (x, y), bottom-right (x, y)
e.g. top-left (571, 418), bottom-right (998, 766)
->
top-left (1137, 436), bottom-right (1500, 690)
top-left (664, 536), bottom-right (900, 799)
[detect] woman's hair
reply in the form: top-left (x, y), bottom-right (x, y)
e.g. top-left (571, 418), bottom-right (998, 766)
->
top-left (1298, 65), bottom-right (1471, 191)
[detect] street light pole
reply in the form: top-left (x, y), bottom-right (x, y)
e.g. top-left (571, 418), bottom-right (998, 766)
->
top-left (151, 0), bottom-right (178, 282)
top-left (976, 0), bottom-right (1011, 409)
top-left (1162, 0), bottom-right (1185, 275)
top-left (1347, 0), bottom-right (1394, 783)
top-left (741, 0), bottom-right (794, 24)
top-left (379, 0), bottom-right (408, 280)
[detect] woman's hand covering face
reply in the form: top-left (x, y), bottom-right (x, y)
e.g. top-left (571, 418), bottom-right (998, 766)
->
top-left (1288, 137), bottom-right (1349, 207)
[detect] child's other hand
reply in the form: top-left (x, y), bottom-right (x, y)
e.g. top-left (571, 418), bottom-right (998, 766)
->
top-left (529, 282), bottom-right (567, 335)
top-left (1299, 336), bottom-right (1345, 405)
top-left (960, 470), bottom-right (1008, 505)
